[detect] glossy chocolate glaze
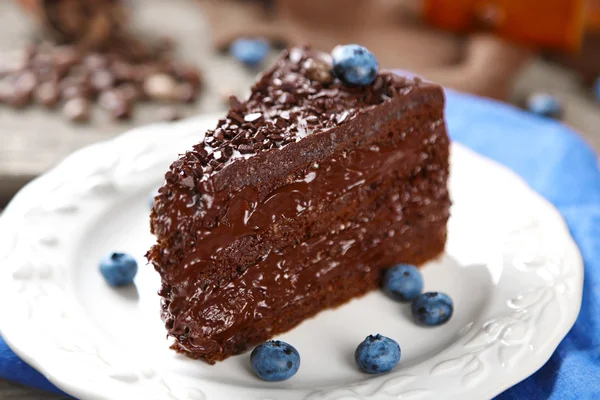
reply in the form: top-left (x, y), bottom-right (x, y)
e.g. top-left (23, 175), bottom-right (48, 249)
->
top-left (148, 46), bottom-right (450, 363)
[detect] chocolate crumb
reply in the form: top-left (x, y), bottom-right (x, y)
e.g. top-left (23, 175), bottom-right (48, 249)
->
top-left (63, 97), bottom-right (90, 122)
top-left (15, 71), bottom-right (37, 95)
top-left (336, 111), bottom-right (349, 124)
top-left (229, 95), bottom-right (244, 112)
top-left (222, 146), bottom-right (234, 159)
top-left (244, 112), bottom-right (263, 122)
top-left (111, 60), bottom-right (136, 82)
top-left (303, 59), bottom-right (333, 84)
top-left (372, 76), bottom-right (384, 91)
top-left (238, 144), bottom-right (254, 154)
top-left (213, 150), bottom-right (224, 161)
top-left (180, 176), bottom-right (195, 188)
top-left (98, 90), bottom-right (132, 120)
top-left (144, 73), bottom-right (177, 101)
top-left (53, 46), bottom-right (79, 71)
top-left (277, 92), bottom-right (295, 105)
top-left (83, 53), bottom-right (108, 70)
top-left (214, 129), bottom-right (225, 141)
top-left (91, 69), bottom-right (115, 91)
top-left (289, 47), bottom-right (303, 64)
top-left (34, 81), bottom-right (60, 108)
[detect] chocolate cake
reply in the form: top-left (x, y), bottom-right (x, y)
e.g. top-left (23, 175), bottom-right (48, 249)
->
top-left (148, 46), bottom-right (450, 363)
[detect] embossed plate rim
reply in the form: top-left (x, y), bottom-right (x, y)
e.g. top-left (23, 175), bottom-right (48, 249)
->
top-left (0, 114), bottom-right (583, 400)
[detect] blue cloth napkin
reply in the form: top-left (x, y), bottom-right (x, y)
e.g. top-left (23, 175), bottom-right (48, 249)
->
top-left (1, 91), bottom-right (599, 399)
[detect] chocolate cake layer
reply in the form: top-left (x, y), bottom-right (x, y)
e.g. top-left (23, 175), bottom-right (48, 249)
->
top-left (148, 46), bottom-right (450, 363)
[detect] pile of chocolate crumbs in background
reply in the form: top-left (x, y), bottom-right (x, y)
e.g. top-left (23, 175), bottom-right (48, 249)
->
top-left (162, 46), bottom-right (410, 192)
top-left (0, 39), bottom-right (202, 123)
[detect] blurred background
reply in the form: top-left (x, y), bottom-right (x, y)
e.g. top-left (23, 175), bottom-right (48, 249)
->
top-left (0, 1), bottom-right (599, 396)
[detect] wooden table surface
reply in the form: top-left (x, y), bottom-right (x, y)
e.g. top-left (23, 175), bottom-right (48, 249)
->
top-left (1, 0), bottom-right (599, 399)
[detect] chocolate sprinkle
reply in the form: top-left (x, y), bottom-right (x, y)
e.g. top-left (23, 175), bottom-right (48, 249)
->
top-left (244, 112), bottom-right (263, 122)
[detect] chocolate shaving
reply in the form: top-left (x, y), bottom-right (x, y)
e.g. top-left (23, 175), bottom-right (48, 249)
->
top-left (244, 112), bottom-right (263, 122)
top-left (180, 176), bottom-right (195, 188)
top-left (303, 59), bottom-right (333, 84)
top-left (229, 95), bottom-right (244, 112)
top-left (238, 144), bottom-right (254, 154)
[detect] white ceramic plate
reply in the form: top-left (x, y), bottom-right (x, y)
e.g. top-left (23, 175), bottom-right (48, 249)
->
top-left (0, 115), bottom-right (583, 400)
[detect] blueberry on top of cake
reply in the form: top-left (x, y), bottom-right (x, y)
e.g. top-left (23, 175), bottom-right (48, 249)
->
top-left (147, 45), bottom-right (450, 364)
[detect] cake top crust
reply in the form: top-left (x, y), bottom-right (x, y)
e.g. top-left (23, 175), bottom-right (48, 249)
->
top-left (166, 46), bottom-right (425, 185)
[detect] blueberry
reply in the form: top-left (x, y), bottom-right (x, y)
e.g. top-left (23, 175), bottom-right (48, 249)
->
top-left (526, 92), bottom-right (561, 119)
top-left (250, 340), bottom-right (300, 381)
top-left (411, 292), bottom-right (454, 326)
top-left (331, 44), bottom-right (379, 86)
top-left (355, 334), bottom-right (400, 374)
top-left (382, 264), bottom-right (423, 302)
top-left (230, 38), bottom-right (270, 67)
top-left (99, 252), bottom-right (138, 287)
top-left (593, 77), bottom-right (600, 101)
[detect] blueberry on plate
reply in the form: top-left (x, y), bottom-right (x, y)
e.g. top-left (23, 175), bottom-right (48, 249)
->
top-left (411, 292), bottom-right (454, 326)
top-left (230, 38), bottom-right (270, 67)
top-left (99, 252), bottom-right (138, 287)
top-left (382, 264), bottom-right (423, 302)
top-left (331, 44), bottom-right (379, 86)
top-left (525, 92), bottom-right (562, 119)
top-left (251, 340), bottom-right (300, 381)
top-left (355, 334), bottom-right (401, 374)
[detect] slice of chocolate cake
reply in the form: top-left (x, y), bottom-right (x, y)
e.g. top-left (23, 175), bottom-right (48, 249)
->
top-left (148, 45), bottom-right (450, 363)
